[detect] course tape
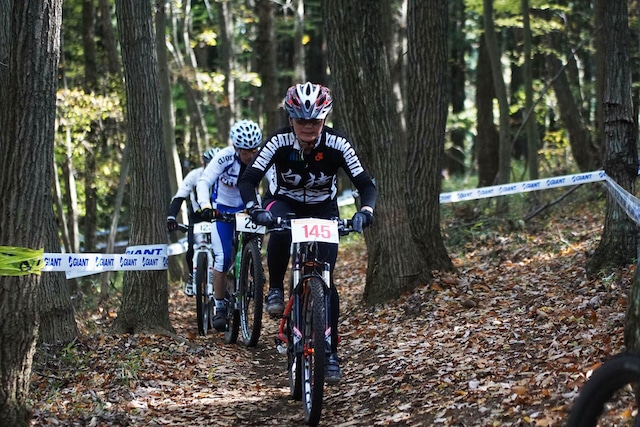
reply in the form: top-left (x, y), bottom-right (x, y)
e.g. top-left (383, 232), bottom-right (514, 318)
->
top-left (2, 169), bottom-right (632, 276)
top-left (0, 246), bottom-right (45, 276)
top-left (439, 170), bottom-right (607, 203)
top-left (602, 175), bottom-right (640, 226)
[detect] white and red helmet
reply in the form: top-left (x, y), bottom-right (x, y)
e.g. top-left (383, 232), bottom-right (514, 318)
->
top-left (284, 82), bottom-right (333, 120)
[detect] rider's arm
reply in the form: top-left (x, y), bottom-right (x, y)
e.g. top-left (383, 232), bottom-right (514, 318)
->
top-left (196, 155), bottom-right (225, 211)
top-left (238, 133), bottom-right (280, 207)
top-left (167, 168), bottom-right (201, 217)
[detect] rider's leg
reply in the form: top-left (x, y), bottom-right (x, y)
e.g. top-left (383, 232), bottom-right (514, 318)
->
top-left (211, 215), bottom-right (234, 330)
top-left (264, 200), bottom-right (292, 314)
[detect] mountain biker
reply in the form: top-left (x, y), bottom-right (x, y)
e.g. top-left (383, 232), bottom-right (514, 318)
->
top-left (167, 147), bottom-right (220, 296)
top-left (237, 82), bottom-right (376, 383)
top-left (195, 119), bottom-right (263, 332)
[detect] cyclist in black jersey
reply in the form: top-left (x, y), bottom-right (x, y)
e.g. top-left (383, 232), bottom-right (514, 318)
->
top-left (238, 82), bottom-right (376, 383)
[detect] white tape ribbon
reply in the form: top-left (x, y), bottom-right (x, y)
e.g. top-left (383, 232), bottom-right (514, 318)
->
top-left (42, 244), bottom-right (169, 278)
top-left (36, 169), bottom-right (638, 278)
top-left (439, 170), bottom-right (607, 203)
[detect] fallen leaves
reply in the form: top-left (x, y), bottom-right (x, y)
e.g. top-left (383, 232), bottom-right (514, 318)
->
top-left (28, 200), bottom-right (636, 426)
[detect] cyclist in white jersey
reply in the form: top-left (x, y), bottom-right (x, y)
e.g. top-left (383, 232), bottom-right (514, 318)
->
top-left (196, 119), bottom-right (262, 332)
top-left (167, 148), bottom-right (220, 296)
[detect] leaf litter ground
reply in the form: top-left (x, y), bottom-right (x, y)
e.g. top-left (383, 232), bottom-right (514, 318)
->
top-left (30, 195), bottom-right (635, 426)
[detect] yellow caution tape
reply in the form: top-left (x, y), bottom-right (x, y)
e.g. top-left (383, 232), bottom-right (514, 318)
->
top-left (0, 246), bottom-right (45, 276)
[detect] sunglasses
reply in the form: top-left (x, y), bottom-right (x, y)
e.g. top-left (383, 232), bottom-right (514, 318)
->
top-left (293, 118), bottom-right (323, 126)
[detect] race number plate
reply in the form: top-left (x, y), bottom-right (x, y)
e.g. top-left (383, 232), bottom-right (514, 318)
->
top-left (291, 218), bottom-right (339, 244)
top-left (235, 212), bottom-right (266, 234)
top-left (193, 222), bottom-right (213, 234)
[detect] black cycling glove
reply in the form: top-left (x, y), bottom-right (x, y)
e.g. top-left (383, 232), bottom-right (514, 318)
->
top-left (250, 208), bottom-right (273, 226)
top-left (352, 210), bottom-right (374, 233)
top-left (201, 208), bottom-right (215, 222)
top-left (166, 216), bottom-right (179, 232)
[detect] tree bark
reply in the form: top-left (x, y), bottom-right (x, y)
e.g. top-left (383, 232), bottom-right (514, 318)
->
top-left (0, 1), bottom-right (63, 425)
top-left (588, 0), bottom-right (638, 278)
top-left (476, 37), bottom-right (500, 187)
top-left (323, 0), bottom-right (432, 303)
top-left (113, 0), bottom-right (174, 334)
top-left (254, 0), bottom-right (282, 133)
top-left (483, 0), bottom-right (512, 212)
top-left (406, 0), bottom-right (454, 272)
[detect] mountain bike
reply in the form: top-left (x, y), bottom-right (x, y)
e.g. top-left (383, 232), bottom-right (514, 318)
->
top-left (223, 212), bottom-right (266, 347)
top-left (566, 351), bottom-right (640, 427)
top-left (179, 212), bottom-right (265, 343)
top-left (270, 216), bottom-right (354, 426)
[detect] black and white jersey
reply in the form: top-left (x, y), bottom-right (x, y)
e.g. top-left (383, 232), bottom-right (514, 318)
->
top-left (239, 126), bottom-right (376, 210)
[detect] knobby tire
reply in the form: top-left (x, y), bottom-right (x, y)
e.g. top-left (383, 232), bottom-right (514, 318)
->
top-left (239, 238), bottom-right (265, 347)
top-left (301, 277), bottom-right (327, 426)
top-left (195, 252), bottom-right (209, 336)
top-left (566, 352), bottom-right (640, 427)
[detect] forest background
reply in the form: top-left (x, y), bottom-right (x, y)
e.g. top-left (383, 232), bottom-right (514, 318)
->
top-left (2, 0), bottom-right (640, 425)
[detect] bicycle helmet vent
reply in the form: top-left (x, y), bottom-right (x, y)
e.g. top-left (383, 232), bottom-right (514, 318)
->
top-left (230, 119), bottom-right (262, 150)
top-left (284, 82), bottom-right (333, 120)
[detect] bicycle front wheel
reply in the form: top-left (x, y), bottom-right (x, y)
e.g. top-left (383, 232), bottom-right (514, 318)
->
top-left (195, 252), bottom-right (210, 336)
top-left (301, 277), bottom-right (327, 426)
top-left (566, 352), bottom-right (640, 427)
top-left (239, 238), bottom-right (265, 347)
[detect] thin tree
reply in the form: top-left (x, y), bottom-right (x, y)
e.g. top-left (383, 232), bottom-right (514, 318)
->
top-left (323, 0), bottom-right (432, 303)
top-left (113, 0), bottom-right (174, 334)
top-left (0, 1), bottom-right (63, 425)
top-left (483, 0), bottom-right (511, 212)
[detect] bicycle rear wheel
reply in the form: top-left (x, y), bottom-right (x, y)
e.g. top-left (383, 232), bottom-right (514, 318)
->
top-left (301, 277), bottom-right (326, 426)
top-left (195, 252), bottom-right (209, 336)
top-left (566, 352), bottom-right (640, 427)
top-left (239, 238), bottom-right (265, 347)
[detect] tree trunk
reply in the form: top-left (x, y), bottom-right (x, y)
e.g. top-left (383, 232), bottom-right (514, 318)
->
top-left (39, 203), bottom-right (79, 345)
top-left (216, 0), bottom-right (235, 139)
top-left (588, 0), bottom-right (638, 279)
top-left (483, 0), bottom-right (512, 212)
top-left (476, 36), bottom-right (499, 187)
top-left (113, 0), bottom-right (174, 334)
top-left (292, 0), bottom-right (305, 82)
top-left (254, 0), bottom-right (282, 133)
top-left (446, 0), bottom-right (467, 177)
top-left (100, 142), bottom-right (130, 299)
top-left (406, 0), bottom-right (454, 272)
top-left (545, 27), bottom-right (596, 172)
top-left (0, 1), bottom-right (63, 425)
top-left (323, 0), bottom-right (432, 304)
top-left (521, 0), bottom-right (539, 184)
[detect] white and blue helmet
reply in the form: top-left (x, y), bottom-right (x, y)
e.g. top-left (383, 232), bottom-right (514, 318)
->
top-left (230, 119), bottom-right (262, 150)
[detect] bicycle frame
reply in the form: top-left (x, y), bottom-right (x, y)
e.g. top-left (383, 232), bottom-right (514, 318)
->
top-left (270, 217), bottom-right (352, 426)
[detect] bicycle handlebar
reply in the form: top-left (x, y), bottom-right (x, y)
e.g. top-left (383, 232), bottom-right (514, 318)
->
top-left (265, 217), bottom-right (355, 236)
top-left (174, 212), bottom-right (237, 234)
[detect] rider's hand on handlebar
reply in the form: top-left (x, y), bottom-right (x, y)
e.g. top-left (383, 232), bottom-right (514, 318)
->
top-left (351, 210), bottom-right (374, 233)
top-left (250, 208), bottom-right (273, 226)
top-left (167, 216), bottom-right (179, 232)
top-left (201, 208), bottom-right (215, 222)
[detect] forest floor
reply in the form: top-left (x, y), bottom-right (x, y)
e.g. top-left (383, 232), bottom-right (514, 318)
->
top-left (29, 188), bottom-right (637, 426)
